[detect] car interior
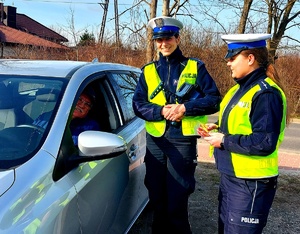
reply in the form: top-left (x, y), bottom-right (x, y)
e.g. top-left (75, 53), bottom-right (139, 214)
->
top-left (0, 83), bottom-right (16, 130)
top-left (86, 80), bottom-right (114, 133)
top-left (0, 79), bottom-right (63, 169)
top-left (25, 88), bottom-right (59, 121)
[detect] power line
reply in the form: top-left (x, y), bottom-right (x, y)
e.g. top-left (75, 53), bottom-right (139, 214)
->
top-left (16, 0), bottom-right (234, 8)
top-left (20, 0), bottom-right (132, 5)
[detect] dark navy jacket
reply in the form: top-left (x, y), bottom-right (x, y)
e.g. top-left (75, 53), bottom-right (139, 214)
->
top-left (215, 67), bottom-right (284, 176)
top-left (33, 112), bottom-right (99, 146)
top-left (132, 47), bottom-right (221, 138)
top-left (70, 118), bottom-right (100, 146)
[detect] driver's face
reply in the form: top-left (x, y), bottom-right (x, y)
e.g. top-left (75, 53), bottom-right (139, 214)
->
top-left (72, 94), bottom-right (92, 119)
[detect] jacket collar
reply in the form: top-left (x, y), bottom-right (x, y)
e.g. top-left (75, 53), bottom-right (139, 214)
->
top-left (158, 47), bottom-right (185, 65)
top-left (235, 67), bottom-right (267, 88)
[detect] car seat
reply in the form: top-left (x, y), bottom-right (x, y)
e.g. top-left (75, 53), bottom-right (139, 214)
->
top-left (0, 83), bottom-right (16, 130)
top-left (23, 88), bottom-right (59, 122)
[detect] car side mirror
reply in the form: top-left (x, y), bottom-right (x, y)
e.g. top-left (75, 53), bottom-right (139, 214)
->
top-left (53, 131), bottom-right (127, 181)
top-left (78, 131), bottom-right (127, 157)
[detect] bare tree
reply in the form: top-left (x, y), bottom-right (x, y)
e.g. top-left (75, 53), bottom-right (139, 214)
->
top-left (238, 0), bottom-right (254, 33)
top-left (211, 0), bottom-right (300, 60)
top-left (169, 0), bottom-right (190, 17)
top-left (116, 0), bottom-right (299, 63)
top-left (146, 0), bottom-right (158, 62)
top-left (266, 0), bottom-right (300, 60)
top-left (162, 0), bottom-right (170, 16)
top-left (65, 6), bottom-right (80, 46)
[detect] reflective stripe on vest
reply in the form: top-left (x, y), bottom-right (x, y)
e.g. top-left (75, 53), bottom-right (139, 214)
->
top-left (219, 77), bottom-right (287, 178)
top-left (144, 62), bottom-right (167, 137)
top-left (144, 59), bottom-right (207, 137)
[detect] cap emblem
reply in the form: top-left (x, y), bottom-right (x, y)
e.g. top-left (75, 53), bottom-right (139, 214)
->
top-left (154, 18), bottom-right (164, 28)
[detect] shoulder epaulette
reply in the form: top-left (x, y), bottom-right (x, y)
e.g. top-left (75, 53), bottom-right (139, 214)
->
top-left (189, 57), bottom-right (204, 66)
top-left (258, 79), bottom-right (271, 91)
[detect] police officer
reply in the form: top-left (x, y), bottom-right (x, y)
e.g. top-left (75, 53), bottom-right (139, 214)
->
top-left (132, 16), bottom-right (221, 233)
top-left (198, 34), bottom-right (289, 233)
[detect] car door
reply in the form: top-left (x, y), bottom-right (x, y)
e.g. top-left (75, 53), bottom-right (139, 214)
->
top-left (105, 71), bottom-right (147, 233)
top-left (64, 70), bottom-right (147, 234)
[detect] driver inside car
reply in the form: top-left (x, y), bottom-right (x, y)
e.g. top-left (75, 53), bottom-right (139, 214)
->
top-left (33, 88), bottom-right (100, 146)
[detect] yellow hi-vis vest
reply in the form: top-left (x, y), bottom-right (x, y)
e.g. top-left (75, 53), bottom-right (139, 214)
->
top-left (144, 59), bottom-right (207, 137)
top-left (219, 77), bottom-right (287, 178)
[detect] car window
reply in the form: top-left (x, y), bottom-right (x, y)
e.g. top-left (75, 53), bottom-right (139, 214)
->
top-left (61, 77), bottom-right (122, 152)
top-left (58, 70), bottom-right (140, 157)
top-left (0, 77), bottom-right (64, 169)
top-left (110, 72), bottom-right (139, 121)
top-left (97, 78), bottom-right (122, 131)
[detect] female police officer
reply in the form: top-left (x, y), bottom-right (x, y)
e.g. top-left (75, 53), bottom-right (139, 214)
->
top-left (198, 34), bottom-right (289, 234)
top-left (132, 16), bottom-right (221, 233)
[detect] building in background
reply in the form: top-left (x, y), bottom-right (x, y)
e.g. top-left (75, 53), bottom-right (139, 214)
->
top-left (0, 3), bottom-right (68, 58)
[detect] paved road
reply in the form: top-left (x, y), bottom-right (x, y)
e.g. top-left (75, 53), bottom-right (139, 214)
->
top-left (280, 120), bottom-right (300, 153)
top-left (200, 114), bottom-right (300, 170)
top-left (207, 113), bottom-right (300, 154)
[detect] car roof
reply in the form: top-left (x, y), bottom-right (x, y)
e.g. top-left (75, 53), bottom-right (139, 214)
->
top-left (0, 59), bottom-right (140, 78)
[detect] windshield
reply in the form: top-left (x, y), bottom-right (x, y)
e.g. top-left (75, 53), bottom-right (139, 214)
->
top-left (0, 76), bottom-right (65, 170)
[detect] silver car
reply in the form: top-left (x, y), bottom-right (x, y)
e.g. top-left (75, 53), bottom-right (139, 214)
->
top-left (0, 59), bottom-right (148, 234)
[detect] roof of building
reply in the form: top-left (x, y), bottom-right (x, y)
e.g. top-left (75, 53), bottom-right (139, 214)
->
top-left (16, 14), bottom-right (68, 43)
top-left (0, 23), bottom-right (68, 49)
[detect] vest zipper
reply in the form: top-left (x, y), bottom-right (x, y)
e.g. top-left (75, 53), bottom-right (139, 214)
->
top-left (166, 57), bottom-right (172, 103)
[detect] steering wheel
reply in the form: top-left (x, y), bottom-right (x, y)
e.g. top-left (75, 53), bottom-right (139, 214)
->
top-left (16, 124), bottom-right (45, 133)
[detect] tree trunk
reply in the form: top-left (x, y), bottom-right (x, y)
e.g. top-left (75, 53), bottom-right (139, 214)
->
top-left (237, 0), bottom-right (253, 33)
top-left (146, 0), bottom-right (158, 62)
top-left (268, 0), bottom-right (298, 62)
top-left (235, 0), bottom-right (299, 63)
top-left (162, 0), bottom-right (170, 16)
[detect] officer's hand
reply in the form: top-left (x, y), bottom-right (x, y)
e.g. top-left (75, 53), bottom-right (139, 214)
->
top-left (206, 123), bottom-right (218, 131)
top-left (197, 124), bottom-right (210, 137)
top-left (203, 132), bottom-right (224, 148)
top-left (163, 104), bottom-right (185, 121)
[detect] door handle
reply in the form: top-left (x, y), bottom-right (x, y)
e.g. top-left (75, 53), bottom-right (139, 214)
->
top-left (128, 144), bottom-right (138, 159)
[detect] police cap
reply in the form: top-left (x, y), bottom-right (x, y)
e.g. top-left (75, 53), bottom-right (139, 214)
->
top-left (148, 16), bottom-right (183, 40)
top-left (221, 33), bottom-right (272, 59)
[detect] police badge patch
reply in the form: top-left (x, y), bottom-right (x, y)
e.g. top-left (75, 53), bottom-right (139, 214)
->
top-left (154, 18), bottom-right (165, 27)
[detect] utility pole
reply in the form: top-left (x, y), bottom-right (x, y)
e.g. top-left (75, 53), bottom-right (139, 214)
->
top-left (114, 0), bottom-right (120, 46)
top-left (99, 0), bottom-right (109, 44)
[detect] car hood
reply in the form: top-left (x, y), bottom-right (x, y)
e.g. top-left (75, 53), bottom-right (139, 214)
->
top-left (0, 169), bottom-right (15, 196)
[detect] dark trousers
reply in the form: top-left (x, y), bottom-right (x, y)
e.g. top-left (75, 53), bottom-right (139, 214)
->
top-left (218, 173), bottom-right (277, 234)
top-left (144, 133), bottom-right (197, 234)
